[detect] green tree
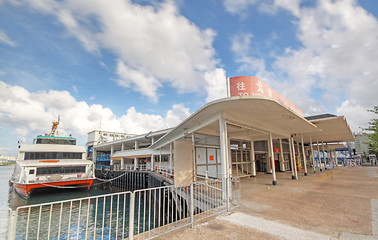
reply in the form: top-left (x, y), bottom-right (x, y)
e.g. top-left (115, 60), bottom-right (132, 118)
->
top-left (366, 106), bottom-right (378, 154)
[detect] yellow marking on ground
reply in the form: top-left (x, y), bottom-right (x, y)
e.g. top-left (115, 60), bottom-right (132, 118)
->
top-left (315, 170), bottom-right (340, 181)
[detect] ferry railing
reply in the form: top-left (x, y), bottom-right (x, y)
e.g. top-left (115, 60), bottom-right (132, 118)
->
top-left (8, 178), bottom-right (239, 240)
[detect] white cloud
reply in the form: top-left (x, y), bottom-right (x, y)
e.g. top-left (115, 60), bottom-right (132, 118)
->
top-left (228, 0), bottom-right (378, 132)
top-left (120, 103), bottom-right (190, 134)
top-left (277, 0), bottom-right (378, 130)
top-left (0, 29), bottom-right (16, 46)
top-left (0, 81), bottom-right (190, 143)
top-left (204, 68), bottom-right (228, 102)
top-left (223, 0), bottom-right (258, 15)
top-left (223, 0), bottom-right (302, 17)
top-left (17, 0), bottom-right (225, 102)
top-left (336, 100), bottom-right (375, 133)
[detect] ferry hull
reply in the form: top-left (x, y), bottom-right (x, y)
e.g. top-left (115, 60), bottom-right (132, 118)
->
top-left (11, 179), bottom-right (94, 199)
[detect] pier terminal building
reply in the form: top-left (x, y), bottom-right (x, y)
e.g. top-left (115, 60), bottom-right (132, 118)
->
top-left (90, 76), bottom-right (354, 186)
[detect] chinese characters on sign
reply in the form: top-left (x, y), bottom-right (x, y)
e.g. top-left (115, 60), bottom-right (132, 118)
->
top-left (229, 76), bottom-right (303, 116)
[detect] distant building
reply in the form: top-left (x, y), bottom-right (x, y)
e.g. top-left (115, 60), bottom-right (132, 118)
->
top-left (354, 133), bottom-right (370, 156)
top-left (0, 154), bottom-right (17, 162)
top-left (86, 130), bottom-right (135, 161)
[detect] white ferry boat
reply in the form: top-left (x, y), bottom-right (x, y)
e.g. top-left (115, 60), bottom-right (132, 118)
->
top-left (9, 121), bottom-right (95, 198)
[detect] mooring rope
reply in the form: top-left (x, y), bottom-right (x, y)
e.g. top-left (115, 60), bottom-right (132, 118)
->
top-left (36, 171), bottom-right (132, 189)
top-left (95, 171), bottom-right (129, 182)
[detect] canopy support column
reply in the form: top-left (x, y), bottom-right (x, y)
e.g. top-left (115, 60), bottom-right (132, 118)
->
top-left (322, 141), bottom-right (326, 170)
top-left (291, 136), bottom-right (298, 179)
top-left (169, 143), bottom-right (173, 174)
top-left (121, 143), bottom-right (125, 169)
top-left (310, 137), bottom-right (315, 173)
top-left (219, 117), bottom-right (230, 205)
top-left (301, 134), bottom-right (308, 176)
top-left (289, 137), bottom-right (296, 180)
top-left (296, 142), bottom-right (301, 171)
top-left (279, 139), bottom-right (285, 172)
top-left (110, 145), bottom-right (114, 166)
top-left (151, 155), bottom-right (154, 171)
top-left (250, 140), bottom-right (256, 177)
top-left (266, 138), bottom-right (272, 174)
top-left (268, 133), bottom-right (277, 185)
top-left (134, 141), bottom-right (139, 170)
top-left (159, 148), bottom-right (162, 169)
top-left (316, 140), bottom-right (321, 171)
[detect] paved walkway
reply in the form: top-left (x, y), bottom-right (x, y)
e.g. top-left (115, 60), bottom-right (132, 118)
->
top-left (218, 212), bottom-right (332, 240)
top-left (158, 167), bottom-right (378, 240)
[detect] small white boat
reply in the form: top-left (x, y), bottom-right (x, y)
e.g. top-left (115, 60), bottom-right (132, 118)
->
top-left (9, 118), bottom-right (95, 199)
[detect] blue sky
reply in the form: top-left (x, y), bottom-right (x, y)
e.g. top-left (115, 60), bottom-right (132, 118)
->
top-left (1, 0), bottom-right (378, 156)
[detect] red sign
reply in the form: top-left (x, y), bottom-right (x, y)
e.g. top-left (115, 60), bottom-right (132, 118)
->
top-left (209, 155), bottom-right (214, 161)
top-left (229, 76), bottom-right (303, 116)
top-left (274, 148), bottom-right (280, 153)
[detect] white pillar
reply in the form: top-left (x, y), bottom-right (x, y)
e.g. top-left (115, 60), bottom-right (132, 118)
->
top-left (93, 148), bottom-right (97, 163)
top-left (110, 145), bottom-right (114, 166)
top-left (121, 143), bottom-right (125, 169)
top-left (291, 137), bottom-right (298, 179)
top-left (159, 148), bottom-right (162, 169)
top-left (279, 139), bottom-right (285, 172)
top-left (251, 140), bottom-right (256, 177)
top-left (310, 137), bottom-right (315, 173)
top-left (316, 140), bottom-right (320, 171)
top-left (266, 139), bottom-right (272, 174)
top-left (301, 134), bottom-right (308, 176)
top-left (288, 137), bottom-right (295, 179)
top-left (268, 133), bottom-right (277, 185)
top-left (330, 150), bottom-right (334, 167)
top-left (150, 137), bottom-right (155, 170)
top-left (169, 143), bottom-right (173, 174)
top-left (219, 117), bottom-right (230, 203)
top-left (296, 141), bottom-right (301, 170)
top-left (134, 141), bottom-right (139, 170)
top-left (322, 141), bottom-right (326, 170)
top-left (192, 133), bottom-right (196, 182)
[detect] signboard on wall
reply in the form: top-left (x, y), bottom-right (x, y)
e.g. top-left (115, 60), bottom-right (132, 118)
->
top-left (229, 76), bottom-right (303, 117)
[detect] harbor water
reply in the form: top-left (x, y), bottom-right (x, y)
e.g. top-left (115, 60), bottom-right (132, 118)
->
top-left (0, 165), bottom-right (141, 239)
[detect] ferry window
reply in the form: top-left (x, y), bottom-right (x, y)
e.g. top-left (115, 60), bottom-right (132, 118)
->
top-left (35, 138), bottom-right (76, 145)
top-left (36, 166), bottom-right (86, 176)
top-left (25, 152), bottom-right (83, 160)
top-left (29, 169), bottom-right (35, 174)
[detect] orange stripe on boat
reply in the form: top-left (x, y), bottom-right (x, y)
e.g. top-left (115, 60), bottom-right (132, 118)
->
top-left (39, 160), bottom-right (60, 163)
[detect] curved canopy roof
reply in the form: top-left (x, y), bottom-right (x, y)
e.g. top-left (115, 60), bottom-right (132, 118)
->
top-left (295, 115), bottom-right (355, 144)
top-left (151, 96), bottom-right (320, 149)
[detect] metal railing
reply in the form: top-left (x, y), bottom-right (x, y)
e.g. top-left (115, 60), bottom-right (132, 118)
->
top-left (9, 191), bottom-right (132, 240)
top-left (154, 166), bottom-right (174, 178)
top-left (8, 178), bottom-right (239, 240)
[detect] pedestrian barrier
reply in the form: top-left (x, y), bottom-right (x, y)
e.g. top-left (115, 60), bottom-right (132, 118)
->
top-left (8, 177), bottom-right (239, 240)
